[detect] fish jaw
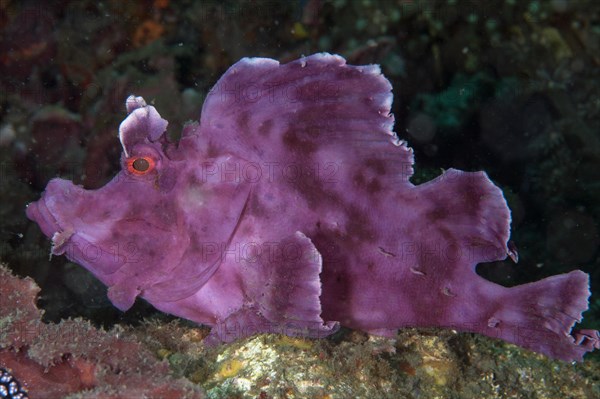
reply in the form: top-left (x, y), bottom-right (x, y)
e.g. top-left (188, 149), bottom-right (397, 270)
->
top-left (26, 178), bottom-right (81, 255)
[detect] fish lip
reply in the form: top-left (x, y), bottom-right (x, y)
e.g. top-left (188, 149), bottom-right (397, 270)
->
top-left (26, 179), bottom-right (131, 280)
top-left (26, 185), bottom-right (115, 279)
top-left (26, 194), bottom-right (77, 256)
top-left (26, 195), bottom-right (62, 240)
top-left (26, 178), bottom-right (82, 254)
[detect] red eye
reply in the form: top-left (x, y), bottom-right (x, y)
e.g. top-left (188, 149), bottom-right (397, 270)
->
top-left (126, 156), bottom-right (155, 175)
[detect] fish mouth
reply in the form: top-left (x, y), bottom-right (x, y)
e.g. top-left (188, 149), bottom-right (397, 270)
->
top-left (26, 190), bottom-right (62, 240)
top-left (26, 178), bottom-right (82, 255)
top-left (26, 178), bottom-right (134, 281)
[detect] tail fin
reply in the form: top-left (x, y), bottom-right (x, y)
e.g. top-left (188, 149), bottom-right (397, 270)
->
top-left (482, 270), bottom-right (599, 361)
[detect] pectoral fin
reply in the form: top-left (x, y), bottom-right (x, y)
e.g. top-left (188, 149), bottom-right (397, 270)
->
top-left (205, 231), bottom-right (339, 344)
top-left (255, 232), bottom-right (338, 330)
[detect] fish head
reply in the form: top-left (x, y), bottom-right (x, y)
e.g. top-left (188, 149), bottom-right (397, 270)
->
top-left (26, 96), bottom-right (194, 309)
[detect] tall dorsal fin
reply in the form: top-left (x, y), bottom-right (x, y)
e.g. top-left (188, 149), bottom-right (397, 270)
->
top-left (197, 54), bottom-right (414, 201)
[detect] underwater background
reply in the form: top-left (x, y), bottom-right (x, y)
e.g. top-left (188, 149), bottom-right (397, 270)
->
top-left (1, 0), bottom-right (599, 398)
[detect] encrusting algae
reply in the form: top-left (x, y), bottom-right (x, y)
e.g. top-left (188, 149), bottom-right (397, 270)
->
top-left (130, 320), bottom-right (600, 399)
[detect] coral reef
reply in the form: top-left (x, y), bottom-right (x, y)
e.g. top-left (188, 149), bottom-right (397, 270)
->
top-left (131, 321), bottom-right (600, 399)
top-left (0, 264), bottom-right (204, 399)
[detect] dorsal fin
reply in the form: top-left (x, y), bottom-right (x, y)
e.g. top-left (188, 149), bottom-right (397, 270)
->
top-left (197, 53), bottom-right (414, 201)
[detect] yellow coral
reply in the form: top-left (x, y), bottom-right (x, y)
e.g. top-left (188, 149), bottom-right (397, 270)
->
top-left (156, 348), bottom-right (171, 359)
top-left (422, 359), bottom-right (454, 386)
top-left (217, 359), bottom-right (244, 379)
top-left (276, 335), bottom-right (313, 350)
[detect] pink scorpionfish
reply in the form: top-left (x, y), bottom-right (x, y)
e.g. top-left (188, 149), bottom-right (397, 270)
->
top-left (27, 53), bottom-right (599, 361)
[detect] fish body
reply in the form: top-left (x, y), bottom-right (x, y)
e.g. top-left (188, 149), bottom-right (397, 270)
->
top-left (27, 54), bottom-right (599, 361)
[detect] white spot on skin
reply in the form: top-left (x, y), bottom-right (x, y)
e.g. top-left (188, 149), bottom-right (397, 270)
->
top-left (487, 317), bottom-right (500, 328)
top-left (441, 287), bottom-right (456, 297)
top-left (179, 184), bottom-right (206, 211)
top-left (410, 266), bottom-right (425, 276)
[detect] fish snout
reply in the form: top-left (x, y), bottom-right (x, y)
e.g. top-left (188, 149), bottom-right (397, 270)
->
top-left (26, 178), bottom-right (84, 239)
top-left (44, 177), bottom-right (85, 200)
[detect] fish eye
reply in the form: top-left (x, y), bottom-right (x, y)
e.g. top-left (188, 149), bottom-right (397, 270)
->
top-left (126, 156), bottom-right (156, 175)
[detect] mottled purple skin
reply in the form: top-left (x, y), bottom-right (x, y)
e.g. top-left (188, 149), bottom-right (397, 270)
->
top-left (26, 54), bottom-right (599, 362)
